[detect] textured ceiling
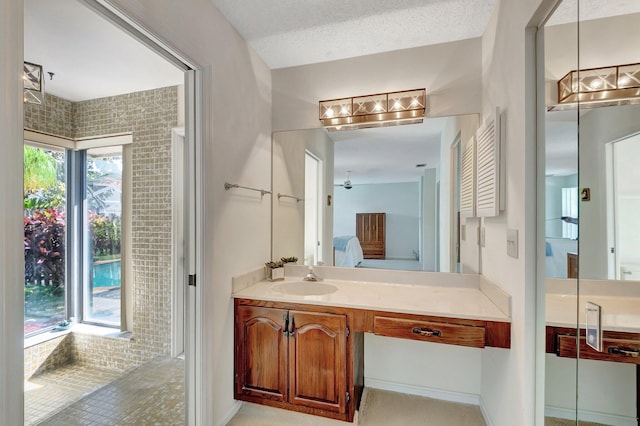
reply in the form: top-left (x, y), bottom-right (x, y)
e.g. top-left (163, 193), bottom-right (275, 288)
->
top-left (209, 0), bottom-right (497, 69)
top-left (546, 0), bottom-right (640, 26)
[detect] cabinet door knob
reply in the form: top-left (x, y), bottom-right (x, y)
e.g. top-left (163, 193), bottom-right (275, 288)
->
top-left (412, 327), bottom-right (441, 337)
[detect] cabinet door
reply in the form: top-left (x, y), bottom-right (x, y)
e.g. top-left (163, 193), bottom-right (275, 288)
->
top-left (236, 306), bottom-right (288, 402)
top-left (288, 310), bottom-right (347, 413)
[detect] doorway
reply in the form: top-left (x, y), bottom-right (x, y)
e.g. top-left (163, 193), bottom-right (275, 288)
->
top-left (22, 0), bottom-right (197, 424)
top-left (304, 151), bottom-right (323, 265)
top-left (606, 133), bottom-right (640, 280)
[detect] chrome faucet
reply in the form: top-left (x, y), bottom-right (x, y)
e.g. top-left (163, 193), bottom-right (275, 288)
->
top-left (303, 266), bottom-right (320, 282)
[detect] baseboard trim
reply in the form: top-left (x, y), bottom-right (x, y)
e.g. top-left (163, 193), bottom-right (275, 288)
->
top-left (545, 405), bottom-right (637, 426)
top-left (479, 397), bottom-right (495, 426)
top-left (365, 378), bottom-right (480, 406)
top-left (218, 400), bottom-right (243, 426)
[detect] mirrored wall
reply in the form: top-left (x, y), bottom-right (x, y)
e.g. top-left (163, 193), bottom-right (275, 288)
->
top-left (542, 1), bottom-right (640, 423)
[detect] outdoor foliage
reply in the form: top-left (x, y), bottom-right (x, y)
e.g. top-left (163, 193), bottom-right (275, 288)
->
top-left (24, 209), bottom-right (65, 288)
top-left (90, 212), bottom-right (122, 259)
top-left (23, 145), bottom-right (123, 333)
top-left (24, 145), bottom-right (58, 192)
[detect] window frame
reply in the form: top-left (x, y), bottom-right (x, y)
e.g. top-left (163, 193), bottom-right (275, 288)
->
top-left (23, 131), bottom-right (133, 336)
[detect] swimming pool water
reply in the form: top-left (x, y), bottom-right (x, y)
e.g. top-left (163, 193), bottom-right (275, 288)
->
top-left (93, 260), bottom-right (121, 288)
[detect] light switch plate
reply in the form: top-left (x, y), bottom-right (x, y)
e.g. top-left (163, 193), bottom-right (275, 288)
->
top-left (586, 302), bottom-right (602, 352)
top-left (506, 228), bottom-right (518, 258)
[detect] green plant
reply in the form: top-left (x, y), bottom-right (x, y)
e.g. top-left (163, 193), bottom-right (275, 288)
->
top-left (24, 209), bottom-right (65, 288)
top-left (90, 212), bottom-right (121, 258)
top-left (23, 146), bottom-right (66, 212)
top-left (24, 145), bottom-right (58, 192)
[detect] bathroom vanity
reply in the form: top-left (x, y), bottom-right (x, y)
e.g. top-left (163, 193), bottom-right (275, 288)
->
top-left (232, 266), bottom-right (511, 422)
top-left (545, 279), bottom-right (640, 364)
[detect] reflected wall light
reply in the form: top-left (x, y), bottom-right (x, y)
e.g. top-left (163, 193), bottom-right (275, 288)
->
top-left (319, 88), bottom-right (426, 131)
top-left (552, 62), bottom-right (640, 110)
top-left (24, 61), bottom-right (44, 105)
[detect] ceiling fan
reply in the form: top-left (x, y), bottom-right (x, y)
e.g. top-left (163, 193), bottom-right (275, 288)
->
top-left (336, 171), bottom-right (353, 189)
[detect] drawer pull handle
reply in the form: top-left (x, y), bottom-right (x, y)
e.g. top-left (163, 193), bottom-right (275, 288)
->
top-left (412, 327), bottom-right (441, 337)
top-left (608, 347), bottom-right (640, 357)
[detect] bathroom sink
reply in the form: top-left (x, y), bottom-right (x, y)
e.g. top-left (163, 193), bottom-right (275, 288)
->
top-left (272, 281), bottom-right (338, 296)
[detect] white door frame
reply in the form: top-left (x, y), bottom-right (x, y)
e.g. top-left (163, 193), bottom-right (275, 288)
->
top-left (53, 2), bottom-right (203, 424)
top-left (171, 128), bottom-right (185, 357)
top-left (304, 150), bottom-right (322, 265)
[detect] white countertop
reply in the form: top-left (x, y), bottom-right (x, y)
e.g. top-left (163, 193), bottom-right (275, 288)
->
top-left (233, 277), bottom-right (511, 323)
top-left (546, 293), bottom-right (640, 333)
top-left (545, 278), bottom-right (640, 333)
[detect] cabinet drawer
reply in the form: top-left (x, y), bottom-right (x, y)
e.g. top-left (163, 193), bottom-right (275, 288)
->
top-left (374, 316), bottom-right (485, 348)
top-left (557, 335), bottom-right (640, 364)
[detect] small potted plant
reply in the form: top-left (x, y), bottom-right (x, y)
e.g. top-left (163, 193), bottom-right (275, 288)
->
top-left (280, 256), bottom-right (298, 265)
top-left (265, 260), bottom-right (285, 281)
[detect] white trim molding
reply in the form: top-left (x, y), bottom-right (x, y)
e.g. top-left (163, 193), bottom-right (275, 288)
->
top-left (365, 378), bottom-right (481, 406)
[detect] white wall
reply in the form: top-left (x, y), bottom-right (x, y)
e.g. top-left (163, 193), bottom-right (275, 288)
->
top-left (422, 169), bottom-right (437, 271)
top-left (0, 0), bottom-right (25, 424)
top-left (365, 334), bottom-right (481, 402)
top-left (546, 355), bottom-right (636, 423)
top-left (439, 114), bottom-right (480, 273)
top-left (480, 0), bottom-right (542, 424)
top-left (334, 182), bottom-right (420, 260)
top-left (272, 131), bottom-right (305, 262)
top-left (578, 104), bottom-right (640, 279)
top-left (272, 129), bottom-right (334, 265)
top-left (272, 38), bottom-right (483, 132)
top-left (106, 1), bottom-right (273, 423)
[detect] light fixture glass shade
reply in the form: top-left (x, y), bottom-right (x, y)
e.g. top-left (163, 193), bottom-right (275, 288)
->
top-left (24, 61), bottom-right (44, 105)
top-left (319, 88), bottom-right (426, 131)
top-left (556, 62), bottom-right (640, 107)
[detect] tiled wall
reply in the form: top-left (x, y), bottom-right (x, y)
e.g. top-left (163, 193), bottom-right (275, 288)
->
top-left (24, 86), bottom-right (179, 374)
top-left (24, 94), bottom-right (75, 139)
top-left (24, 334), bottom-right (75, 380)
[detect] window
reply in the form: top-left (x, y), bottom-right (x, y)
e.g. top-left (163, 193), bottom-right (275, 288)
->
top-left (24, 137), bottom-right (129, 336)
top-left (562, 187), bottom-right (578, 240)
top-left (23, 144), bottom-right (67, 335)
top-left (84, 147), bottom-right (123, 325)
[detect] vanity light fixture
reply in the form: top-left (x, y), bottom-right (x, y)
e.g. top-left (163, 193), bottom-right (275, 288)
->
top-left (319, 88), bottom-right (426, 131)
top-left (24, 61), bottom-right (45, 105)
top-left (552, 62), bottom-right (640, 110)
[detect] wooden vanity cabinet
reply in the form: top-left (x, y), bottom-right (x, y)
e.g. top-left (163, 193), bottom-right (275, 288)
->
top-left (546, 326), bottom-right (640, 364)
top-left (235, 301), bottom-right (354, 421)
top-left (235, 305), bottom-right (288, 402)
top-left (234, 298), bottom-right (510, 421)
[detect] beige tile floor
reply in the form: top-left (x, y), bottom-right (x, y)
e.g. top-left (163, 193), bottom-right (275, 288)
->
top-left (228, 388), bottom-right (487, 426)
top-left (228, 388), bottom-right (608, 426)
top-left (26, 356), bottom-right (184, 425)
top-left (25, 364), bottom-right (125, 425)
top-left (26, 360), bottom-right (603, 426)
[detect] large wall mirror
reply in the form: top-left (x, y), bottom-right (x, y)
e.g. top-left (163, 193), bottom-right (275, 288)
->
top-left (271, 113), bottom-right (480, 274)
top-left (542, 1), bottom-right (640, 423)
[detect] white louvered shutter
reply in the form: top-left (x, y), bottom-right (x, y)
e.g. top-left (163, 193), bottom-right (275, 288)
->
top-left (460, 135), bottom-right (476, 217)
top-left (476, 109), bottom-right (502, 217)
